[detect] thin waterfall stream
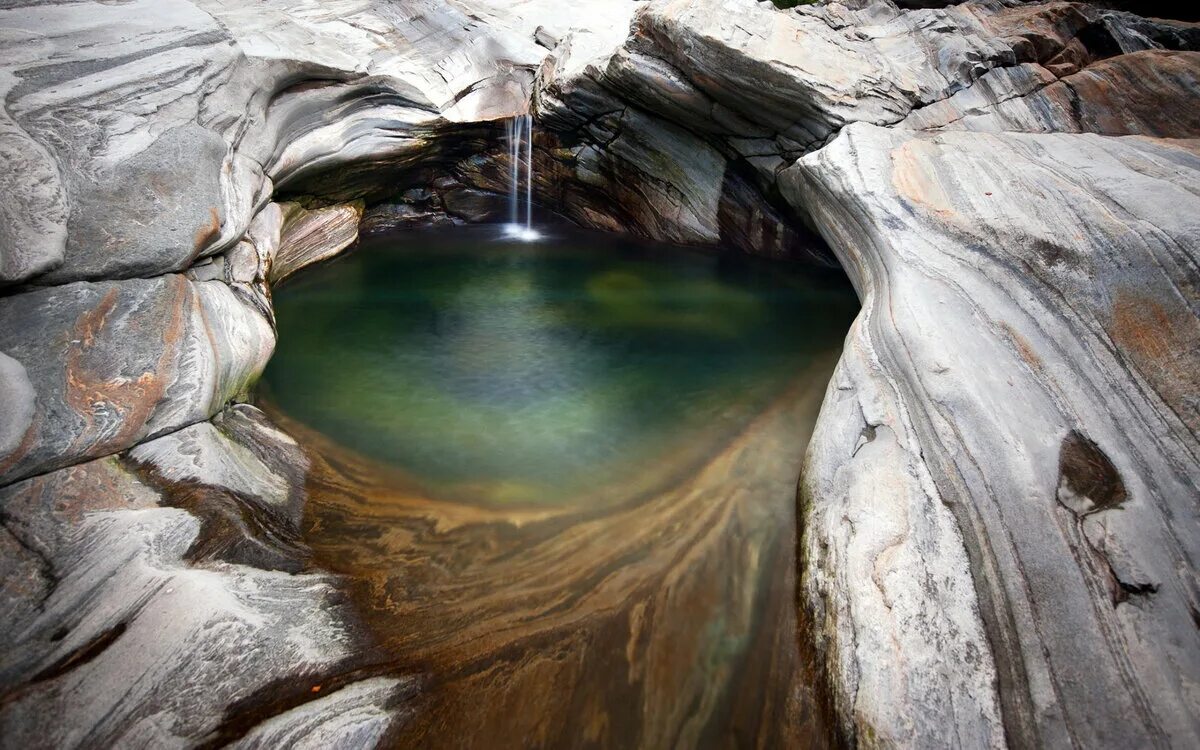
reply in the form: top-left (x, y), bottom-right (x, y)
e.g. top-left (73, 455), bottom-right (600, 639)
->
top-left (504, 113), bottom-right (539, 241)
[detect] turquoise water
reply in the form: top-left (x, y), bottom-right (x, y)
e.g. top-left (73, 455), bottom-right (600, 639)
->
top-left (261, 225), bottom-right (857, 505)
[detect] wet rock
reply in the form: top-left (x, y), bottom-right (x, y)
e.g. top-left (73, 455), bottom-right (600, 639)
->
top-left (360, 203), bottom-right (461, 234)
top-left (441, 188), bottom-right (507, 223)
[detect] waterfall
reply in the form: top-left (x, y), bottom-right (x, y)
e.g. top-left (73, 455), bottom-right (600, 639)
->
top-left (504, 114), bottom-right (539, 241)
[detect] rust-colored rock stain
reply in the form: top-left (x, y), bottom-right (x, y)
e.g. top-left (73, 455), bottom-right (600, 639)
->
top-left (1109, 288), bottom-right (1200, 432)
top-left (63, 278), bottom-right (190, 455)
top-left (194, 207), bottom-right (222, 252)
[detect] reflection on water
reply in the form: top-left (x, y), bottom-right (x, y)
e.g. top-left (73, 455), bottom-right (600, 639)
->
top-left (259, 225), bottom-right (858, 748)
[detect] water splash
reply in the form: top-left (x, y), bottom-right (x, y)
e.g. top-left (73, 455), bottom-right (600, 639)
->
top-left (504, 114), bottom-right (540, 242)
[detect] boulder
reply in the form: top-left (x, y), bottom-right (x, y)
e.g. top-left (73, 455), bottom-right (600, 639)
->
top-left (0, 275), bottom-right (274, 486)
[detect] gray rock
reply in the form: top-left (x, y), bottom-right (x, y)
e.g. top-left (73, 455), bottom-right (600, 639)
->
top-left (0, 404), bottom-right (411, 747)
top-left (0, 352), bottom-right (34, 461)
top-left (529, 0), bottom-right (1200, 745)
top-left (0, 275), bottom-right (274, 486)
top-left (785, 122), bottom-right (1200, 748)
top-left (230, 677), bottom-right (415, 750)
top-left (3, 0), bottom-right (1200, 746)
top-left (0, 0), bottom-right (641, 286)
top-left (1, 0), bottom-right (246, 284)
top-left (901, 50), bottom-right (1200, 135)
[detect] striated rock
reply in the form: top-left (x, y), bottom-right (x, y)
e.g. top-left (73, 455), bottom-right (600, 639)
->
top-left (902, 50), bottom-right (1200, 135)
top-left (0, 0), bottom-right (255, 285)
top-left (527, 0), bottom-right (1200, 744)
top-left (2, 0), bottom-right (1199, 745)
top-left (0, 70), bottom-right (68, 285)
top-left (359, 203), bottom-right (462, 234)
top-left (532, 19), bottom-right (839, 261)
top-left (269, 202), bottom-right (364, 284)
top-left (786, 124), bottom-right (1200, 748)
top-left (0, 275), bottom-right (274, 486)
top-left (229, 677), bottom-right (416, 750)
top-left (531, 0), bottom-right (1200, 260)
top-left (0, 0), bottom-right (641, 287)
top-left (0, 1), bottom-right (648, 745)
top-left (0, 404), bottom-right (412, 747)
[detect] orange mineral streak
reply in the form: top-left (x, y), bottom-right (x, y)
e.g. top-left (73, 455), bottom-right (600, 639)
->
top-left (1108, 288), bottom-right (1200, 433)
top-left (63, 277), bottom-right (191, 456)
top-left (1001, 322), bottom-right (1044, 374)
top-left (194, 207), bottom-right (222, 253)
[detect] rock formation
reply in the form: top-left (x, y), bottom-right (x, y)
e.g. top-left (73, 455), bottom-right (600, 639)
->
top-left (1, 0), bottom-right (1198, 746)
top-left (522, 0), bottom-right (1200, 745)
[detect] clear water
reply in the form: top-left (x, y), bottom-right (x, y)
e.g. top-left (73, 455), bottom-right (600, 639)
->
top-left (259, 224), bottom-right (859, 747)
top-left (261, 225), bottom-right (857, 507)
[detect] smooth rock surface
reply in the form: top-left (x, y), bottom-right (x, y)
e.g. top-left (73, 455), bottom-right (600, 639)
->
top-left (527, 0), bottom-right (1200, 744)
top-left (788, 124), bottom-right (1200, 748)
top-left (0, 405), bottom-right (409, 748)
top-left (0, 1), bottom-right (647, 746)
top-left (2, 0), bottom-right (1200, 746)
top-left (269, 202), bottom-right (364, 284)
top-left (0, 0), bottom-right (641, 287)
top-left (529, 0), bottom-right (1200, 259)
top-left (0, 276), bottom-right (274, 486)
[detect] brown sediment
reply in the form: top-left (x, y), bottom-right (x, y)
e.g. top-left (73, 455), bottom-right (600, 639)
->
top-left (262, 354), bottom-right (842, 749)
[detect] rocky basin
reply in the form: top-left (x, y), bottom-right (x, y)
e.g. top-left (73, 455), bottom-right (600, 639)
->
top-left (1, 0), bottom-right (1198, 747)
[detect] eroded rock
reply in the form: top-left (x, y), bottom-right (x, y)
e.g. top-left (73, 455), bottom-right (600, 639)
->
top-left (2, 0), bottom-right (1200, 746)
top-left (269, 202), bottom-right (364, 285)
top-left (788, 122), bottom-right (1200, 748)
top-left (0, 276), bottom-right (274, 486)
top-left (0, 405), bottom-right (412, 747)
